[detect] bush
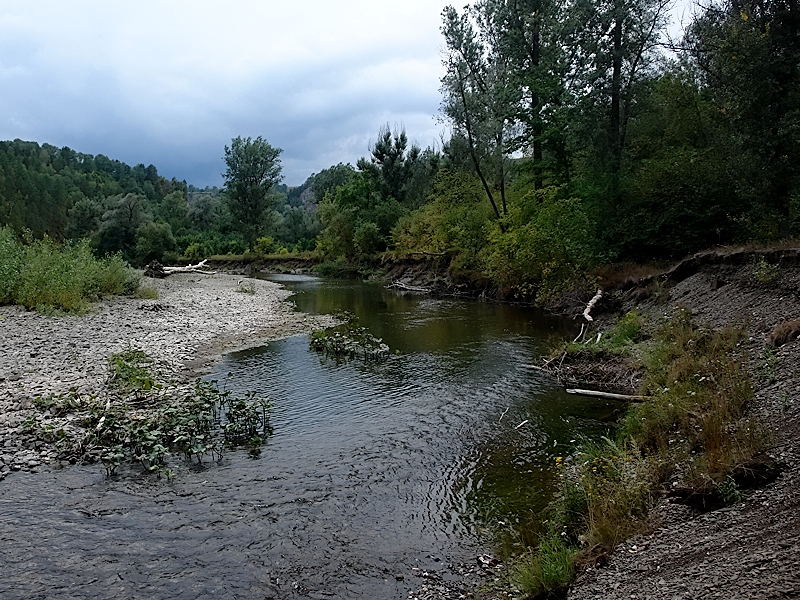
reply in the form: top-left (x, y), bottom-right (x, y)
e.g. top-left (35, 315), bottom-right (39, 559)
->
top-left (0, 226), bottom-right (140, 312)
top-left (135, 222), bottom-right (177, 266)
top-left (484, 186), bottom-right (595, 301)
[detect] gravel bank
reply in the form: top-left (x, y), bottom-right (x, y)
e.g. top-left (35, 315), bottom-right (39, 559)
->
top-left (0, 273), bottom-right (334, 478)
top-left (567, 256), bottom-right (800, 600)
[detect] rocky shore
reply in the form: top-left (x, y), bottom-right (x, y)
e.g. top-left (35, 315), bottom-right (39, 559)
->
top-left (0, 273), bottom-right (334, 479)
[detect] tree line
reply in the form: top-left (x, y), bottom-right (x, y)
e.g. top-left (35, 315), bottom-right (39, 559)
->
top-left (1, 0), bottom-right (798, 299)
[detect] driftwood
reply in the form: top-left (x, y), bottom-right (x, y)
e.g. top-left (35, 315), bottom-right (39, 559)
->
top-left (145, 260), bottom-right (217, 278)
top-left (583, 289), bottom-right (603, 323)
top-left (408, 250), bottom-right (447, 257)
top-left (566, 388), bottom-right (648, 402)
top-left (386, 281), bottom-right (431, 293)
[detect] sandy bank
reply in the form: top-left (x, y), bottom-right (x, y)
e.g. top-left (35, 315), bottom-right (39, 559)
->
top-left (0, 273), bottom-right (334, 477)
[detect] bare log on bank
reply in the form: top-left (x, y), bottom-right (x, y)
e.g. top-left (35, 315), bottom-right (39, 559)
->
top-left (566, 388), bottom-right (648, 402)
top-left (145, 260), bottom-right (218, 278)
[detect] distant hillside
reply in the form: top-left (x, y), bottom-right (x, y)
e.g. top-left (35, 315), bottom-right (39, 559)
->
top-left (0, 139), bottom-right (186, 240)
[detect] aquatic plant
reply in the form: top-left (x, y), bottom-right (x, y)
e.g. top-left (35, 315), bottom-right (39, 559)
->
top-left (310, 312), bottom-right (391, 361)
top-left (24, 350), bottom-right (272, 477)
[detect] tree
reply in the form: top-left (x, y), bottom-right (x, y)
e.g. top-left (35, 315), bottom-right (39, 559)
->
top-left (441, 4), bottom-right (516, 228)
top-left (566, 0), bottom-right (671, 174)
top-left (222, 136), bottom-right (283, 249)
top-left (357, 125), bottom-right (420, 204)
top-left (685, 0), bottom-right (800, 234)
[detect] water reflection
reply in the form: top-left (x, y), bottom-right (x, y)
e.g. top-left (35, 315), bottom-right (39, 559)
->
top-left (0, 275), bottom-right (619, 599)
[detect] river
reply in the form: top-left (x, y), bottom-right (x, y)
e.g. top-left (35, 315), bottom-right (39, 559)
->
top-left (0, 275), bottom-right (617, 599)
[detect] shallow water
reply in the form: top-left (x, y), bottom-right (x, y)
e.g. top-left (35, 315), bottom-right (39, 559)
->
top-left (0, 276), bottom-right (618, 599)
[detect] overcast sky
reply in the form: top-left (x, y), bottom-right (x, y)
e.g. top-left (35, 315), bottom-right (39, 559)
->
top-left (0, 1), bottom-right (456, 186)
top-left (0, 1), bottom-right (692, 188)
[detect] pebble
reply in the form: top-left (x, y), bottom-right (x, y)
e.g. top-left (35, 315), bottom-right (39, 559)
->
top-left (0, 273), bottom-right (335, 478)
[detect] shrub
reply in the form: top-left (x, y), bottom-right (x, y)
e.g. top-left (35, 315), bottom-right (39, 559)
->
top-left (0, 226), bottom-right (139, 312)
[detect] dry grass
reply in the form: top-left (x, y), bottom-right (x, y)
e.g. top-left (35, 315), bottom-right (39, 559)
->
top-left (769, 319), bottom-right (800, 347)
top-left (589, 262), bottom-right (666, 290)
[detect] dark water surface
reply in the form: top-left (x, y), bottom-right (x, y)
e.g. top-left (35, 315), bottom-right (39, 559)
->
top-left (0, 276), bottom-right (617, 599)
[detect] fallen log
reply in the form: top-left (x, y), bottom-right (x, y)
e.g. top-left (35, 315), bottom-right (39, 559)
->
top-left (583, 289), bottom-right (603, 323)
top-left (145, 260), bottom-right (217, 278)
top-left (566, 388), bottom-right (648, 402)
top-left (387, 281), bottom-right (431, 293)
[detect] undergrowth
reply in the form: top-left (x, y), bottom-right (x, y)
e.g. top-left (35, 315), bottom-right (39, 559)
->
top-left (0, 226), bottom-right (140, 312)
top-left (503, 309), bottom-right (764, 598)
top-left (561, 310), bottom-right (645, 356)
top-left (23, 348), bottom-right (272, 477)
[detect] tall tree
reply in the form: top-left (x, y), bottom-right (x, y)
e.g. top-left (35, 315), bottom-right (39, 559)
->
top-left (685, 0), bottom-right (800, 232)
top-left (356, 125), bottom-right (424, 205)
top-left (567, 0), bottom-right (671, 174)
top-left (222, 136), bottom-right (283, 249)
top-left (441, 4), bottom-right (517, 229)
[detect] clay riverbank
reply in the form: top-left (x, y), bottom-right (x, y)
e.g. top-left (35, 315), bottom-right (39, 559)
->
top-left (0, 273), bottom-right (334, 478)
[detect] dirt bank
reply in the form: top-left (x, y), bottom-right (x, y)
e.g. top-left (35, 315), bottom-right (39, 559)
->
top-left (565, 248), bottom-right (800, 599)
top-left (0, 273), bottom-right (334, 478)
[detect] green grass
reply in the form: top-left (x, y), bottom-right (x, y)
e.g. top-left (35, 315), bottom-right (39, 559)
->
top-left (0, 226), bottom-right (140, 312)
top-left (559, 310), bottom-right (644, 357)
top-left (502, 309), bottom-right (765, 596)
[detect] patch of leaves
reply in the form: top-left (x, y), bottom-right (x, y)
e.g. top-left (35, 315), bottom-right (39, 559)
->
top-left (24, 350), bottom-right (272, 478)
top-left (310, 311), bottom-right (391, 361)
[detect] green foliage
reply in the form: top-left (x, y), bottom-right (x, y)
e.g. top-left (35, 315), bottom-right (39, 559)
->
top-left (751, 256), bottom-right (780, 284)
top-left (25, 349), bottom-right (272, 477)
top-left (253, 236), bottom-right (276, 256)
top-left (135, 221), bottom-right (177, 265)
top-left (0, 226), bottom-right (139, 312)
top-left (485, 186), bottom-right (595, 301)
top-left (562, 310), bottom-right (644, 356)
top-left (393, 169), bottom-right (492, 261)
top-left (222, 136), bottom-right (283, 249)
top-left (353, 221), bottom-right (382, 256)
top-left (622, 310), bottom-right (760, 477)
top-left (108, 348), bottom-right (157, 395)
top-left (310, 313), bottom-right (391, 361)
top-left (511, 534), bottom-right (577, 598)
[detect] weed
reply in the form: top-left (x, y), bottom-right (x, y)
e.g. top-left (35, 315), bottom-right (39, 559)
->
top-left (505, 309), bottom-right (764, 596)
top-left (717, 475), bottom-right (744, 505)
top-left (310, 313), bottom-right (391, 361)
top-left (511, 534), bottom-right (577, 598)
top-left (107, 348), bottom-right (158, 396)
top-left (236, 281), bottom-right (256, 294)
top-left (561, 310), bottom-right (644, 356)
top-left (751, 256), bottom-right (780, 283)
top-left (26, 348), bottom-right (273, 478)
top-left (0, 226), bottom-right (140, 312)
top-left (760, 346), bottom-right (778, 384)
top-left (136, 286), bottom-right (159, 300)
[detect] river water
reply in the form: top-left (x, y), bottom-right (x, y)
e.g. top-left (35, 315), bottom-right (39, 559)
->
top-left (0, 276), bottom-right (617, 599)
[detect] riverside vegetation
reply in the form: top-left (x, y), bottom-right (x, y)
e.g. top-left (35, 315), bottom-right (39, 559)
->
top-left (0, 226), bottom-right (141, 313)
top-left (309, 312), bottom-right (392, 361)
top-left (21, 348), bottom-right (272, 478)
top-left (489, 308), bottom-right (767, 598)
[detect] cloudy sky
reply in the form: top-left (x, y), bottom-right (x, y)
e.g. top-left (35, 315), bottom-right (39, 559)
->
top-left (0, 1), bottom-right (693, 188)
top-left (0, 1), bottom-right (456, 186)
